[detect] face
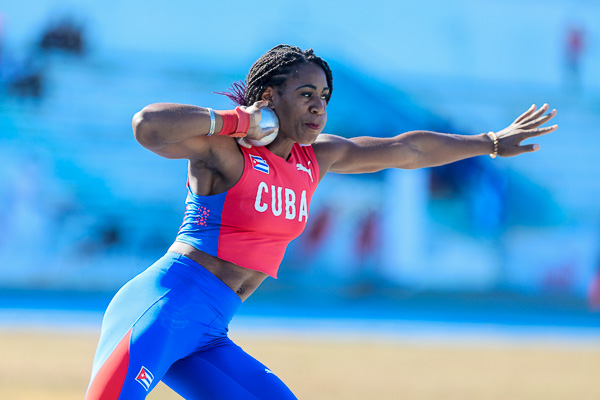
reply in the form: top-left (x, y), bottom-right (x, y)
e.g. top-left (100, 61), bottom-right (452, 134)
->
top-left (262, 63), bottom-right (329, 144)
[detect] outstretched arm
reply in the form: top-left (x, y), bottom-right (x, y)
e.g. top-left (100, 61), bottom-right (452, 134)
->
top-left (314, 104), bottom-right (557, 177)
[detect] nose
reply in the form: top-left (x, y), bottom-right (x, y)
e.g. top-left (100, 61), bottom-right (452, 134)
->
top-left (310, 97), bottom-right (326, 115)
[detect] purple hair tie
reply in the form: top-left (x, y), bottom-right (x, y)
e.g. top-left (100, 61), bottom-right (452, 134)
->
top-left (214, 80), bottom-right (248, 106)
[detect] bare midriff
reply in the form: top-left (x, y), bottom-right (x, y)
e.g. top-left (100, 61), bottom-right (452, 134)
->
top-left (168, 241), bottom-right (268, 302)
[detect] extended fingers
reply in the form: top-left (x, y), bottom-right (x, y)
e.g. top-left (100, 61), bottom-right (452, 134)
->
top-left (514, 104), bottom-right (538, 123)
top-left (502, 123), bottom-right (557, 157)
top-left (529, 103), bottom-right (549, 121)
top-left (500, 104), bottom-right (558, 157)
top-left (522, 108), bottom-right (557, 129)
top-left (524, 123), bottom-right (558, 138)
top-left (522, 103), bottom-right (549, 123)
top-left (515, 103), bottom-right (552, 124)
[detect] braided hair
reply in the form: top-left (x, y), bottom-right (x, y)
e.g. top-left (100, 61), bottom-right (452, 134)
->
top-left (218, 45), bottom-right (333, 106)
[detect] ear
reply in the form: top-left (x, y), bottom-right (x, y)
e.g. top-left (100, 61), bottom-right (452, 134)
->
top-left (260, 86), bottom-right (276, 106)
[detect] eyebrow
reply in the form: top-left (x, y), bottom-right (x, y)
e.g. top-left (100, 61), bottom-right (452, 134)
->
top-left (295, 84), bottom-right (330, 92)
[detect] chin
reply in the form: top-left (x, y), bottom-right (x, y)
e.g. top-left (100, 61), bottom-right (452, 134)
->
top-left (297, 127), bottom-right (323, 144)
top-left (296, 133), bottom-right (320, 145)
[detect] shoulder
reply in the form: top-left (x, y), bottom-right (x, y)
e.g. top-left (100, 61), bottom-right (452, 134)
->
top-left (312, 134), bottom-right (354, 174)
top-left (312, 133), bottom-right (354, 157)
top-left (313, 133), bottom-right (351, 147)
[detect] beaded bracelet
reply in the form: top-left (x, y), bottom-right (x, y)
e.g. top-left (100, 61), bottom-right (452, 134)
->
top-left (487, 131), bottom-right (499, 159)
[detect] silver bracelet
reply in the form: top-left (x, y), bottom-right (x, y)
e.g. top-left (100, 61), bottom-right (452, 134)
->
top-left (206, 108), bottom-right (216, 136)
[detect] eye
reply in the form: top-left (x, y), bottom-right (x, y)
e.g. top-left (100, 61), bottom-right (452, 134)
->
top-left (301, 92), bottom-right (312, 98)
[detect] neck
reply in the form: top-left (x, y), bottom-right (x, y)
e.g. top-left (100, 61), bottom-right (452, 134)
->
top-left (266, 136), bottom-right (295, 160)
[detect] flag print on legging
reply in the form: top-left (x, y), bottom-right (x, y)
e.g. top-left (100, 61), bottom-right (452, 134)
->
top-left (135, 366), bottom-right (154, 391)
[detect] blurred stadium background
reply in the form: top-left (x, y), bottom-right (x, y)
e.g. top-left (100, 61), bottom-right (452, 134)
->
top-left (0, 0), bottom-right (599, 398)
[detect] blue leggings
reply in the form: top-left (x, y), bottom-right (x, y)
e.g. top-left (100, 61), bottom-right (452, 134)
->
top-left (85, 252), bottom-right (297, 400)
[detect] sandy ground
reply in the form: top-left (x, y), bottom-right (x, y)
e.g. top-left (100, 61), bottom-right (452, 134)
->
top-left (1, 328), bottom-right (599, 400)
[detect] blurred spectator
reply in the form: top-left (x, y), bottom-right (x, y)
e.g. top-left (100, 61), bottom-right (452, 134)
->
top-left (39, 17), bottom-right (86, 55)
top-left (0, 14), bottom-right (44, 97)
top-left (429, 156), bottom-right (506, 236)
top-left (355, 210), bottom-right (380, 264)
top-left (301, 206), bottom-right (333, 254)
top-left (77, 221), bottom-right (124, 256)
top-left (6, 55), bottom-right (44, 97)
top-left (564, 24), bottom-right (586, 91)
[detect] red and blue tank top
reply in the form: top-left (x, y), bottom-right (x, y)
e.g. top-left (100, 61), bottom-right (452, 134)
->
top-left (176, 143), bottom-right (320, 278)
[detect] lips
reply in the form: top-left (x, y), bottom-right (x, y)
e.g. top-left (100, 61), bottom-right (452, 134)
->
top-left (305, 123), bottom-right (321, 130)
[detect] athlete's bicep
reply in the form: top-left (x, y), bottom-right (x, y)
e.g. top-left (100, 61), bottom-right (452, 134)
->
top-left (313, 134), bottom-right (418, 176)
top-left (133, 112), bottom-right (215, 161)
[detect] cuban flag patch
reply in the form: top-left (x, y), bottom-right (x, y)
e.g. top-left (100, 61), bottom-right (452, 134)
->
top-left (250, 155), bottom-right (270, 174)
top-left (135, 366), bottom-right (154, 391)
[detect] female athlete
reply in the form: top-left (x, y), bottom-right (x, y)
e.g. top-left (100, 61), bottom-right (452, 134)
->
top-left (85, 44), bottom-right (558, 399)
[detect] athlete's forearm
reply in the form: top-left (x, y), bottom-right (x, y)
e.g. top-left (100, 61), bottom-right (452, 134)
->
top-left (317, 131), bottom-right (493, 175)
top-left (399, 130), bottom-right (493, 169)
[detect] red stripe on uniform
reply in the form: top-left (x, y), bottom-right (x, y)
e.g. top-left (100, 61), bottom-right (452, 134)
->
top-left (85, 329), bottom-right (132, 400)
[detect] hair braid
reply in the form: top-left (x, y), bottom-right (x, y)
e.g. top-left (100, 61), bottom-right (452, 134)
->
top-left (218, 45), bottom-right (333, 106)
